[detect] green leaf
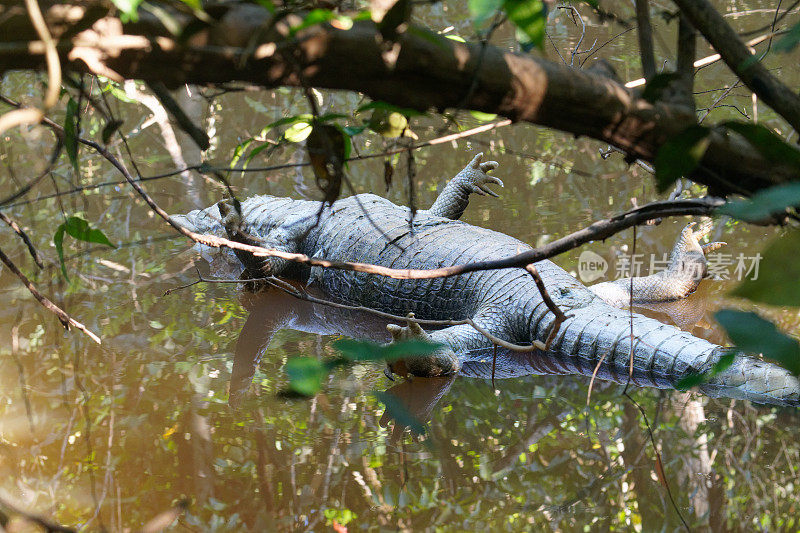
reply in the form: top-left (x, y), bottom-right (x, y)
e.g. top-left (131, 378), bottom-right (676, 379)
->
top-left (503, 0), bottom-right (546, 50)
top-left (179, 0), bottom-right (202, 10)
top-left (333, 124), bottom-right (353, 160)
top-left (675, 351), bottom-right (735, 390)
top-left (267, 114), bottom-right (314, 129)
top-left (718, 183), bottom-right (800, 222)
top-left (101, 80), bottom-right (137, 103)
top-left (54, 225), bottom-right (68, 280)
top-left (715, 309), bottom-right (800, 375)
top-left (64, 97), bottom-right (79, 174)
top-left (381, 339), bottom-right (444, 361)
top-left (111, 0), bottom-right (143, 22)
top-left (468, 0), bottom-right (503, 26)
top-left (285, 357), bottom-right (328, 396)
top-left (289, 9), bottom-right (347, 36)
top-left (406, 26), bottom-right (450, 49)
top-left (332, 338), bottom-right (442, 362)
top-left (318, 113), bottom-right (349, 123)
top-left (374, 391), bottom-right (427, 435)
top-left (654, 125), bottom-right (710, 192)
top-left (775, 21), bottom-right (800, 53)
top-left (64, 216), bottom-right (115, 248)
top-left (366, 109), bottom-right (408, 138)
top-left (53, 216), bottom-right (115, 280)
top-left (342, 125), bottom-right (367, 136)
top-left (284, 122), bottom-right (313, 143)
top-left (253, 0), bottom-right (276, 13)
top-left (729, 230), bottom-right (800, 307)
top-left (244, 142), bottom-right (272, 167)
top-left (470, 110), bottom-right (498, 122)
top-left (231, 138), bottom-right (253, 168)
top-left (721, 121), bottom-right (800, 169)
top-left (101, 119), bottom-right (124, 145)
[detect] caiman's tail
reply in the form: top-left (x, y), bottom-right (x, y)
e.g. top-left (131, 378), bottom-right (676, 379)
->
top-left (702, 353), bottom-right (800, 406)
top-left (539, 303), bottom-right (800, 406)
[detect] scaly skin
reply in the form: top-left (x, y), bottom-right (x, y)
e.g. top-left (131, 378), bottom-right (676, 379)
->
top-left (173, 154), bottom-right (800, 406)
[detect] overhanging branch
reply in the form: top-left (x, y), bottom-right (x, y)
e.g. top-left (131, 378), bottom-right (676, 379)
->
top-left (672, 0), bottom-right (800, 132)
top-left (0, 2), bottom-right (798, 194)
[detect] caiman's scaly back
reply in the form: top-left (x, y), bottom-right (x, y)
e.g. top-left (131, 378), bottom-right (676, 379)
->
top-left (174, 153), bottom-right (799, 406)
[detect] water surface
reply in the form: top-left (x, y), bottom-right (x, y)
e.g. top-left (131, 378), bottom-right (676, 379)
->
top-left (1, 2), bottom-right (799, 530)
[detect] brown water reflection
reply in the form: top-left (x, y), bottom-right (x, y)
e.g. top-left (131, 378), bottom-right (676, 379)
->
top-left (2, 1), bottom-right (800, 530)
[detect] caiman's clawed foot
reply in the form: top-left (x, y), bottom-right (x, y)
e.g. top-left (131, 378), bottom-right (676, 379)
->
top-left (426, 152), bottom-right (504, 219)
top-left (460, 152), bottom-right (504, 197)
top-left (385, 313), bottom-right (460, 378)
top-left (590, 219), bottom-right (728, 306)
top-left (669, 220), bottom-right (727, 280)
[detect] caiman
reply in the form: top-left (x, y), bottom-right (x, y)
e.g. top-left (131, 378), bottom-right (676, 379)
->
top-left (173, 153), bottom-right (800, 406)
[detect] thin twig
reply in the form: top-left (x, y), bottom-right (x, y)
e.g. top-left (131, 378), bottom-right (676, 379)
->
top-left (625, 29), bottom-right (787, 88)
top-left (586, 351), bottom-right (609, 405)
top-left (0, 138), bottom-right (62, 208)
top-left (622, 225), bottom-right (637, 395)
top-left (622, 391), bottom-right (691, 532)
top-left (0, 245), bottom-right (101, 344)
top-left (525, 264), bottom-right (572, 350)
top-left (0, 210), bottom-right (44, 268)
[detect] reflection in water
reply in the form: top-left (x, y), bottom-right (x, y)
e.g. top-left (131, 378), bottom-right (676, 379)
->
top-left (2, 2), bottom-right (800, 528)
top-left (230, 281), bottom-right (719, 411)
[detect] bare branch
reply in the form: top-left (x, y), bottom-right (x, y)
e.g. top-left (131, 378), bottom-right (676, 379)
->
top-left (0, 245), bottom-right (101, 344)
top-left (0, 4), bottom-right (797, 193)
top-left (524, 264), bottom-right (571, 350)
top-left (635, 0), bottom-right (656, 80)
top-left (0, 210), bottom-right (44, 268)
top-left (673, 0), bottom-right (800, 132)
top-left (146, 81), bottom-right (210, 151)
top-left (675, 13), bottom-right (697, 109)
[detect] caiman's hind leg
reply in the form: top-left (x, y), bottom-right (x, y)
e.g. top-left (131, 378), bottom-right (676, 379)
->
top-left (426, 152), bottom-right (503, 220)
top-left (590, 221), bottom-right (726, 308)
top-left (217, 199), bottom-right (299, 280)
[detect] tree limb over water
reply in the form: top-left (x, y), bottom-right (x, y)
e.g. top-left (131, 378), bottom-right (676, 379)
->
top-left (0, 1), bottom-right (798, 196)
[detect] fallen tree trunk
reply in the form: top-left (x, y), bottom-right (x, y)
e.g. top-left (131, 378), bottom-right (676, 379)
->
top-left (0, 1), bottom-right (796, 195)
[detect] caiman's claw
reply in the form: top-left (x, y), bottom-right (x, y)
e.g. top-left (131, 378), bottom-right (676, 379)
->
top-left (385, 313), bottom-right (460, 378)
top-left (702, 241), bottom-right (727, 253)
top-left (679, 221), bottom-right (726, 257)
top-left (386, 312), bottom-right (430, 342)
top-left (461, 153), bottom-right (504, 198)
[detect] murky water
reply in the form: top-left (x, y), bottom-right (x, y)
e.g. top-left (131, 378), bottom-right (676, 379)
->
top-left (1, 2), bottom-right (799, 531)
